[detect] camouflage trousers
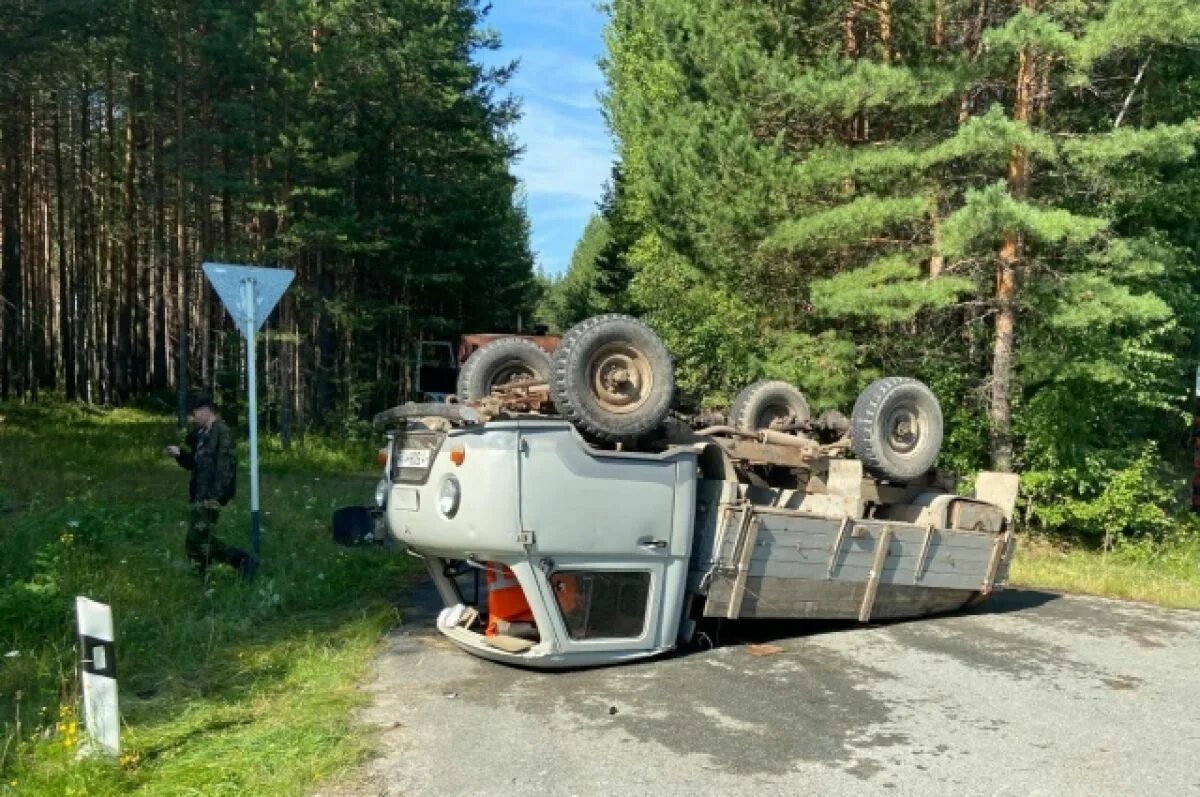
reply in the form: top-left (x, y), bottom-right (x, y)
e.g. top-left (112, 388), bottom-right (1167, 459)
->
top-left (186, 501), bottom-right (243, 574)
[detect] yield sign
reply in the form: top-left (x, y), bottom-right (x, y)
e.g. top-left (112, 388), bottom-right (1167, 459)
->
top-left (202, 262), bottom-right (295, 336)
top-left (200, 261), bottom-right (295, 563)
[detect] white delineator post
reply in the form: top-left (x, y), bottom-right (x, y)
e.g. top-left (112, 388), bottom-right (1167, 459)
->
top-left (76, 596), bottom-right (119, 757)
top-left (202, 263), bottom-right (295, 564)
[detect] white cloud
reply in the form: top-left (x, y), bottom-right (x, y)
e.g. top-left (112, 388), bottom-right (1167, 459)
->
top-left (478, 2), bottom-right (614, 275)
top-left (511, 101), bottom-right (613, 202)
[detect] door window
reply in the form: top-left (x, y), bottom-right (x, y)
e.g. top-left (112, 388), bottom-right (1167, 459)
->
top-left (549, 571), bottom-right (651, 640)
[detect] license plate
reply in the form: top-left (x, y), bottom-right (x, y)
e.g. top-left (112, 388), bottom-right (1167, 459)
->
top-left (396, 448), bottom-right (432, 469)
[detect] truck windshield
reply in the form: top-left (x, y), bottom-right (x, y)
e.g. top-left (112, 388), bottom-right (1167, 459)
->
top-left (549, 571), bottom-right (650, 640)
top-left (418, 342), bottom-right (455, 369)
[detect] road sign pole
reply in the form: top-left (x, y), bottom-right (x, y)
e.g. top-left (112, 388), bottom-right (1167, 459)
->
top-left (243, 278), bottom-right (262, 558)
top-left (203, 262), bottom-right (294, 567)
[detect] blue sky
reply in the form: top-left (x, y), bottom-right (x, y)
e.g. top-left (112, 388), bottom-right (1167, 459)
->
top-left (477, 1), bottom-right (614, 277)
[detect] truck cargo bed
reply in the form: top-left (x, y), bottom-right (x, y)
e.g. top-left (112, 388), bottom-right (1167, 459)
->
top-left (690, 480), bottom-right (1014, 623)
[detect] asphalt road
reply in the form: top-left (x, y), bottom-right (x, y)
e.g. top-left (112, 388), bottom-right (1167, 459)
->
top-left (345, 587), bottom-right (1200, 797)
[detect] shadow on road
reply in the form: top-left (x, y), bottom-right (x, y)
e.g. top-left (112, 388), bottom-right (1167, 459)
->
top-left (962, 587), bottom-right (1060, 616)
top-left (687, 588), bottom-right (1060, 651)
top-left (400, 572), bottom-right (1059, 663)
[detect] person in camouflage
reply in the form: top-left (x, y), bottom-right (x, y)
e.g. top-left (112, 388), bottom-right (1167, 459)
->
top-left (166, 393), bottom-right (257, 579)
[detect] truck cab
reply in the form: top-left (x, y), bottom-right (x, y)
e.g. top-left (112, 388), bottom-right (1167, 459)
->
top-left (383, 418), bottom-right (697, 667)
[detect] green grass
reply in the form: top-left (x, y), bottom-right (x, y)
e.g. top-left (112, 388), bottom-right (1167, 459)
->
top-left (1010, 532), bottom-right (1200, 609)
top-left (0, 401), bottom-right (412, 795)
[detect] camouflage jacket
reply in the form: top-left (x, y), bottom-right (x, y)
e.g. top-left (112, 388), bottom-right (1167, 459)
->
top-left (176, 419), bottom-right (237, 505)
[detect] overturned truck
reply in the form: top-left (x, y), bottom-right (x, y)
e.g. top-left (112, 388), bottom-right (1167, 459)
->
top-left (372, 315), bottom-right (1018, 669)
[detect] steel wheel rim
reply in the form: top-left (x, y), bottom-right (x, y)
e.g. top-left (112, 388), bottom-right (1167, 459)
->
top-left (489, 360), bottom-right (536, 390)
top-left (885, 403), bottom-right (923, 456)
top-left (587, 342), bottom-right (654, 414)
top-left (755, 403), bottom-right (795, 430)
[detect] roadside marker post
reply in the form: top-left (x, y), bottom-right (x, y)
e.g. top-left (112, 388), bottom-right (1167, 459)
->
top-left (202, 263), bottom-right (295, 559)
top-left (76, 596), bottom-right (119, 757)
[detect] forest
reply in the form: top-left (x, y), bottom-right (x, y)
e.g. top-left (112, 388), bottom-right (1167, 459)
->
top-left (5, 0), bottom-right (1200, 543)
top-left (0, 0), bottom-right (535, 436)
top-left (540, 0), bottom-right (1200, 544)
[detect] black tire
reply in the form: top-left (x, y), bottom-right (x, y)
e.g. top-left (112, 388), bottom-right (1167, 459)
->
top-left (851, 377), bottom-right (944, 482)
top-left (456, 337), bottom-right (551, 401)
top-left (550, 314), bottom-right (675, 443)
top-left (729, 380), bottom-right (811, 431)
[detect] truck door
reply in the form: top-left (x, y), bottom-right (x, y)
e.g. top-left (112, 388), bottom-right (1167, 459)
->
top-left (414, 341), bottom-right (457, 398)
top-left (516, 424), bottom-right (694, 656)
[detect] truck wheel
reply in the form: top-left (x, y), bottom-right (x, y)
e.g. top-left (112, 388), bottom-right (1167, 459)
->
top-left (550, 314), bottom-right (674, 443)
top-left (456, 337), bottom-right (551, 401)
top-left (851, 377), bottom-right (943, 482)
top-left (729, 380), bottom-right (811, 431)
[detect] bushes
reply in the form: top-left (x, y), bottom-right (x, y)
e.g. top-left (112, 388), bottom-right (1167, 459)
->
top-left (1022, 443), bottom-right (1176, 548)
top-left (1015, 368), bottom-right (1186, 546)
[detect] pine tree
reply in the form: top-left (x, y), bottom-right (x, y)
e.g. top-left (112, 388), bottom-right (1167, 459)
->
top-left (601, 0), bottom-right (1200, 535)
top-left (0, 0), bottom-right (536, 430)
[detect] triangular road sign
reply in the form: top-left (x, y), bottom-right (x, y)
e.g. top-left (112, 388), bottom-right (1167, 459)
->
top-left (202, 263), bottom-right (295, 338)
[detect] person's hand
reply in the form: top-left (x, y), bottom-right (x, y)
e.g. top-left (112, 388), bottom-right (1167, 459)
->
top-left (165, 445), bottom-right (181, 458)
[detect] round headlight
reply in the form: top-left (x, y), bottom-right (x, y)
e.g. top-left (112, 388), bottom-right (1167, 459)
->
top-left (374, 479), bottom-right (389, 509)
top-left (438, 475), bottom-right (461, 518)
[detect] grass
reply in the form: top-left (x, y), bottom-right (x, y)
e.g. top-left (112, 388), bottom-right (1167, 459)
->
top-left (1009, 532), bottom-right (1200, 609)
top-left (4, 401), bottom-right (1196, 792)
top-left (0, 401), bottom-right (413, 795)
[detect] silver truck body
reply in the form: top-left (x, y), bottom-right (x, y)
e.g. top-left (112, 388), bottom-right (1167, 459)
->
top-left (383, 419), bottom-right (1016, 669)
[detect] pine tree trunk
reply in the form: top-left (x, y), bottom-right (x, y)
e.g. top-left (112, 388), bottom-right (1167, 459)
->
top-left (843, 2), bottom-right (859, 57)
top-left (122, 72), bottom-right (140, 399)
top-left (279, 292), bottom-right (294, 450)
top-left (2, 98), bottom-right (26, 401)
top-left (175, 8), bottom-right (190, 426)
top-left (102, 61), bottom-right (117, 404)
top-left (198, 88), bottom-right (212, 392)
top-left (314, 252), bottom-right (336, 427)
top-left (54, 93), bottom-right (74, 399)
top-left (77, 85), bottom-right (93, 403)
top-left (30, 94), bottom-right (47, 395)
top-left (878, 0), bottom-right (893, 64)
top-left (152, 103), bottom-right (168, 389)
top-left (989, 4), bottom-right (1037, 473)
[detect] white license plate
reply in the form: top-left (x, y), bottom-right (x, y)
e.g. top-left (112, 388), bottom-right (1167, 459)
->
top-left (396, 448), bottom-right (432, 469)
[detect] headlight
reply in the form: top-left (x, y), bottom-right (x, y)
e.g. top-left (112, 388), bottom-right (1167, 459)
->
top-left (374, 479), bottom-right (389, 509)
top-left (438, 475), bottom-right (461, 518)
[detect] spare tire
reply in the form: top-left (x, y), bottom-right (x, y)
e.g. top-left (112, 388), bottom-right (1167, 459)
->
top-left (457, 337), bottom-right (551, 401)
top-left (851, 377), bottom-right (943, 483)
top-left (729, 380), bottom-right (811, 431)
top-left (550, 314), bottom-right (674, 443)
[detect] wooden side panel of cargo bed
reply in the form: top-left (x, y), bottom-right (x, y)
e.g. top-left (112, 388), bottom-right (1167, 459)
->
top-left (696, 509), bottom-right (1004, 620)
